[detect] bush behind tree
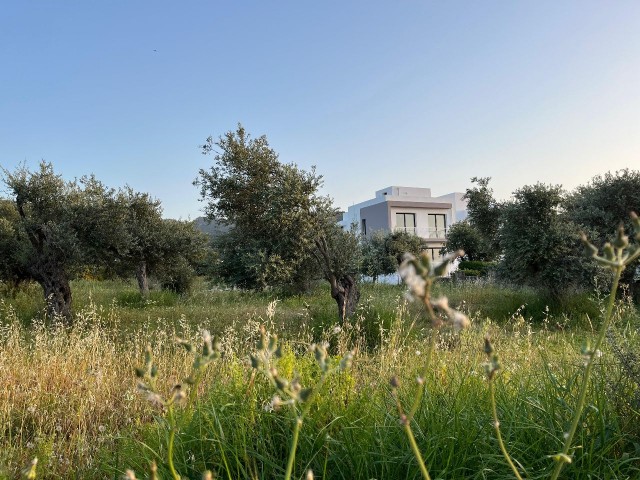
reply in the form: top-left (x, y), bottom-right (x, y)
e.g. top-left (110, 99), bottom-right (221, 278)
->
top-left (497, 183), bottom-right (595, 297)
top-left (566, 169), bottom-right (640, 300)
top-left (360, 230), bottom-right (426, 282)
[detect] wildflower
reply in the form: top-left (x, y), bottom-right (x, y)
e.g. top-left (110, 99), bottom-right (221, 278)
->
top-left (450, 311), bottom-right (471, 330)
top-left (268, 395), bottom-right (283, 411)
top-left (27, 406), bottom-right (36, 414)
top-left (266, 299), bottom-right (279, 320)
top-left (339, 351), bottom-right (354, 370)
top-left (98, 425), bottom-right (106, 433)
top-left (22, 458), bottom-right (37, 480)
top-left (145, 392), bottom-right (165, 407)
top-left (399, 261), bottom-right (426, 299)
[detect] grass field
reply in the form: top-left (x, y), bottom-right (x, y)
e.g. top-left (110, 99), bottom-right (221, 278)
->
top-left (0, 278), bottom-right (638, 479)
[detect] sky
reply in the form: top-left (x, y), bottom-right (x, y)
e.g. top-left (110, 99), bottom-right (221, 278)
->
top-left (1, 1), bottom-right (638, 218)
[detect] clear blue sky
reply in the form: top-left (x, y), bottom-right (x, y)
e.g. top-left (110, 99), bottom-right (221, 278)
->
top-left (1, 1), bottom-right (638, 218)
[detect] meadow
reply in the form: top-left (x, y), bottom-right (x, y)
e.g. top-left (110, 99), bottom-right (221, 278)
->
top-left (0, 278), bottom-right (639, 479)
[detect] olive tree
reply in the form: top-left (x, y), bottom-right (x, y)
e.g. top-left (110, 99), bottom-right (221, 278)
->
top-left (360, 230), bottom-right (426, 282)
top-left (151, 219), bottom-right (210, 294)
top-left (566, 169), bottom-right (640, 299)
top-left (195, 124), bottom-right (361, 320)
top-left (497, 183), bottom-right (592, 297)
top-left (0, 162), bottom-right (131, 320)
top-left (443, 220), bottom-right (486, 261)
top-left (463, 177), bottom-right (502, 260)
top-left (115, 190), bottom-right (209, 296)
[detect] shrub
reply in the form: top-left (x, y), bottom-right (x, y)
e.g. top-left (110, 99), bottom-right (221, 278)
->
top-left (457, 260), bottom-right (495, 276)
top-left (154, 257), bottom-right (197, 295)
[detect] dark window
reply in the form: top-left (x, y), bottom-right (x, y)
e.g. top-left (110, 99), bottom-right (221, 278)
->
top-left (428, 214), bottom-right (447, 238)
top-left (425, 247), bottom-right (443, 261)
top-left (396, 213), bottom-right (416, 233)
top-left (361, 218), bottom-right (367, 235)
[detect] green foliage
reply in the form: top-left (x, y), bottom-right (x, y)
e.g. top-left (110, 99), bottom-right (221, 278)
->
top-left (112, 192), bottom-right (209, 295)
top-left (360, 232), bottom-right (389, 281)
top-left (195, 125), bottom-right (332, 290)
top-left (497, 183), bottom-right (593, 297)
top-left (0, 163), bottom-right (206, 317)
top-left (457, 260), bottom-right (495, 277)
top-left (154, 256), bottom-right (197, 295)
top-left (360, 230), bottom-right (425, 281)
top-left (151, 220), bottom-right (209, 295)
top-left (196, 124), bottom-right (361, 320)
top-left (385, 231), bottom-right (426, 266)
top-left (115, 289), bottom-right (179, 308)
top-left (566, 169), bottom-right (640, 297)
top-left (458, 268), bottom-right (481, 277)
top-left (0, 199), bottom-right (30, 286)
top-left (443, 220), bottom-right (487, 260)
top-left (318, 224), bottom-right (362, 281)
top-left (462, 177), bottom-right (502, 260)
top-left (0, 162), bottom-right (132, 319)
top-left (566, 169), bottom-right (640, 245)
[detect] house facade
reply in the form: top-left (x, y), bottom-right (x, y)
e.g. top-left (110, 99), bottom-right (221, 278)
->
top-left (340, 186), bottom-right (468, 261)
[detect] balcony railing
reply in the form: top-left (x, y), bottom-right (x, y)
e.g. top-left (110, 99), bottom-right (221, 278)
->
top-left (394, 227), bottom-right (447, 238)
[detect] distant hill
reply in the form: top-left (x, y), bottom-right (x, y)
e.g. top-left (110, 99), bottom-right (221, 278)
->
top-left (193, 217), bottom-right (231, 238)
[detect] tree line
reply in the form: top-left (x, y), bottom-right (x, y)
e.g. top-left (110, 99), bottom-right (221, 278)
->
top-left (0, 164), bottom-right (208, 321)
top-left (443, 172), bottom-right (640, 300)
top-left (2, 125), bottom-right (638, 324)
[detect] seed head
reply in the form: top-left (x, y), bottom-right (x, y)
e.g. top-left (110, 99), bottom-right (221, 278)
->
top-left (299, 387), bottom-right (313, 402)
top-left (613, 224), bottom-right (629, 249)
top-left (450, 311), bottom-right (470, 330)
top-left (603, 243), bottom-right (615, 260)
top-left (275, 376), bottom-right (289, 391)
top-left (580, 233), bottom-right (598, 257)
top-left (339, 351), bottom-right (354, 371)
top-left (483, 337), bottom-right (495, 355)
top-left (249, 354), bottom-right (261, 369)
top-left (177, 338), bottom-right (194, 353)
top-left (22, 457), bottom-right (37, 480)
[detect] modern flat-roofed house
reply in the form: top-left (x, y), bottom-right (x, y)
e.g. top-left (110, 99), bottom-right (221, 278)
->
top-left (340, 186), bottom-right (468, 261)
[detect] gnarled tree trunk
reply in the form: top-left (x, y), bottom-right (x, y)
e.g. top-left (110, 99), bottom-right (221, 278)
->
top-left (41, 275), bottom-right (73, 322)
top-left (329, 274), bottom-right (360, 321)
top-left (314, 235), bottom-right (360, 322)
top-left (31, 260), bottom-right (73, 323)
top-left (136, 261), bottom-right (149, 297)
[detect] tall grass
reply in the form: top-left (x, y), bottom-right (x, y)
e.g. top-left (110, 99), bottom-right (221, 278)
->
top-left (0, 280), bottom-right (638, 478)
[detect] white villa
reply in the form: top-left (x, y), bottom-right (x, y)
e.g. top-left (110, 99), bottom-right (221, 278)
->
top-left (339, 186), bottom-right (468, 262)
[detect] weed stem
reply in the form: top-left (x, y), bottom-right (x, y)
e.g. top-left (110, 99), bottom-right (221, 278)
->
top-left (549, 264), bottom-right (623, 480)
top-left (490, 381), bottom-right (523, 480)
top-left (167, 405), bottom-right (180, 480)
top-left (284, 418), bottom-right (302, 480)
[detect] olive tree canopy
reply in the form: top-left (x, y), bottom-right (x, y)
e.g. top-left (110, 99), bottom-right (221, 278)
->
top-left (1, 162), bottom-right (131, 320)
top-left (195, 125), bottom-right (361, 320)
